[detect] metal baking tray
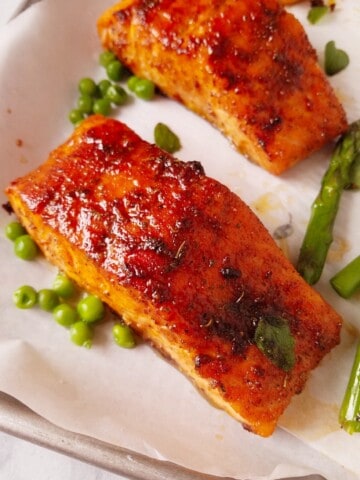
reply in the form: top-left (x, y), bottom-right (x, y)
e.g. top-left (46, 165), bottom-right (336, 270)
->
top-left (0, 3), bottom-right (328, 479)
top-left (0, 392), bottom-right (326, 480)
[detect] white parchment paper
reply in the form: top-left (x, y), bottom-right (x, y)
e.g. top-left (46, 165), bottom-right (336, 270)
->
top-left (0, 1), bottom-right (360, 478)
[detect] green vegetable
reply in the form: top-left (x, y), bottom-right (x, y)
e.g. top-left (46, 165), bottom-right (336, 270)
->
top-left (53, 303), bottom-right (78, 328)
top-left (68, 108), bottom-right (85, 125)
top-left (128, 76), bottom-right (155, 100)
top-left (254, 316), bottom-right (295, 372)
top-left (14, 234), bottom-right (38, 260)
top-left (77, 295), bottom-right (105, 323)
top-left (38, 289), bottom-right (60, 312)
top-left (106, 60), bottom-right (124, 82)
top-left (127, 75), bottom-right (139, 92)
top-left (348, 153), bottom-right (360, 189)
top-left (78, 77), bottom-right (98, 97)
top-left (324, 40), bottom-right (350, 76)
top-left (105, 84), bottom-right (128, 106)
top-left (330, 255), bottom-right (360, 298)
top-left (5, 221), bottom-right (26, 241)
top-left (92, 98), bottom-right (111, 116)
top-left (98, 79), bottom-right (112, 97)
top-left (77, 95), bottom-right (94, 115)
top-left (113, 323), bottom-right (136, 348)
top-left (134, 78), bottom-right (155, 100)
top-left (99, 50), bottom-right (116, 68)
top-left (154, 123), bottom-right (181, 153)
top-left (70, 321), bottom-right (93, 348)
top-left (13, 285), bottom-right (38, 309)
top-left (52, 273), bottom-right (76, 299)
top-left (339, 341), bottom-right (360, 434)
top-left (297, 121), bottom-right (360, 285)
top-left (307, 6), bottom-right (329, 24)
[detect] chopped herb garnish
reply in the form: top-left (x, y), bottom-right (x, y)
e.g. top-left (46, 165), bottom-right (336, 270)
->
top-left (254, 316), bottom-right (295, 372)
top-left (324, 40), bottom-right (350, 76)
top-left (308, 6), bottom-right (329, 24)
top-left (154, 122), bottom-right (181, 154)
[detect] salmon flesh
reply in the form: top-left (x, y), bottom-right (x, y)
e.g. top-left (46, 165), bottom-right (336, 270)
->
top-left (97, 0), bottom-right (347, 174)
top-left (6, 115), bottom-right (342, 436)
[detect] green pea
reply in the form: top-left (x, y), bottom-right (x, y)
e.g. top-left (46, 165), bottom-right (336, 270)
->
top-left (38, 289), bottom-right (60, 312)
top-left (134, 78), bottom-right (155, 100)
top-left (70, 321), bottom-right (93, 348)
top-left (99, 50), bottom-right (117, 67)
top-left (52, 274), bottom-right (76, 299)
top-left (127, 75), bottom-right (156, 99)
top-left (106, 60), bottom-right (124, 82)
top-left (105, 84), bottom-right (128, 105)
top-left (93, 98), bottom-right (112, 116)
top-left (53, 304), bottom-right (78, 328)
top-left (5, 221), bottom-right (26, 241)
top-left (77, 295), bottom-right (105, 323)
top-left (77, 95), bottom-right (94, 114)
top-left (112, 323), bottom-right (136, 349)
top-left (98, 79), bottom-right (111, 97)
top-left (69, 108), bottom-right (85, 125)
top-left (13, 285), bottom-right (38, 309)
top-left (154, 122), bottom-right (181, 153)
top-left (14, 234), bottom-right (38, 260)
top-left (127, 75), bottom-right (139, 92)
top-left (78, 77), bottom-right (98, 97)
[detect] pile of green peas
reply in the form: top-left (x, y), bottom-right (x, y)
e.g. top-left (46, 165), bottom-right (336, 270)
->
top-left (69, 50), bottom-right (156, 126)
top-left (6, 221), bottom-right (136, 350)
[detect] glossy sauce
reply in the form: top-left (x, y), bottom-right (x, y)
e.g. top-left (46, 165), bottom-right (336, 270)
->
top-left (20, 119), bottom-right (287, 366)
top-left (8, 115), bottom-right (342, 435)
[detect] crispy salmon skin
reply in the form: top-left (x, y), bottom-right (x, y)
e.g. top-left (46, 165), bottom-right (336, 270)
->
top-left (97, 0), bottom-right (347, 175)
top-left (6, 115), bottom-right (342, 436)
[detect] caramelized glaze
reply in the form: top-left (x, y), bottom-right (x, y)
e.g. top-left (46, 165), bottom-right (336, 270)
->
top-left (6, 116), bottom-right (342, 436)
top-left (98, 0), bottom-right (347, 174)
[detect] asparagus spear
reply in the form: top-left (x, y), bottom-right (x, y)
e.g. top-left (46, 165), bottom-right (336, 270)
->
top-left (297, 120), bottom-right (360, 285)
top-left (348, 153), bottom-right (360, 189)
top-left (330, 255), bottom-right (360, 298)
top-left (339, 341), bottom-right (360, 434)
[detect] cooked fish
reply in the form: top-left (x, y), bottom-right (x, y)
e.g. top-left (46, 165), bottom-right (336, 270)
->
top-left (6, 115), bottom-right (342, 436)
top-left (281, 0), bottom-right (303, 4)
top-left (97, 0), bottom-right (347, 175)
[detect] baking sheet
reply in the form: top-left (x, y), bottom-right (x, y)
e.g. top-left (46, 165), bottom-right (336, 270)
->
top-left (0, 0), bottom-right (360, 479)
top-left (0, 391), bottom-right (330, 480)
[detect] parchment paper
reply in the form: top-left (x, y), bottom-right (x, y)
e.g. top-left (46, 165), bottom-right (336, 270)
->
top-left (1, 1), bottom-right (360, 478)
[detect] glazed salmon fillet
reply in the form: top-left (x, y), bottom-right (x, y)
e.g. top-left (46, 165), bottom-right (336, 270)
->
top-left (6, 116), bottom-right (342, 436)
top-left (97, 0), bottom-right (347, 175)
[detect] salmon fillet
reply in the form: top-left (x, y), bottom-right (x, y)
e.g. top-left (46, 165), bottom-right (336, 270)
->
top-left (97, 0), bottom-right (347, 175)
top-left (281, 0), bottom-right (303, 4)
top-left (6, 115), bottom-right (341, 436)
